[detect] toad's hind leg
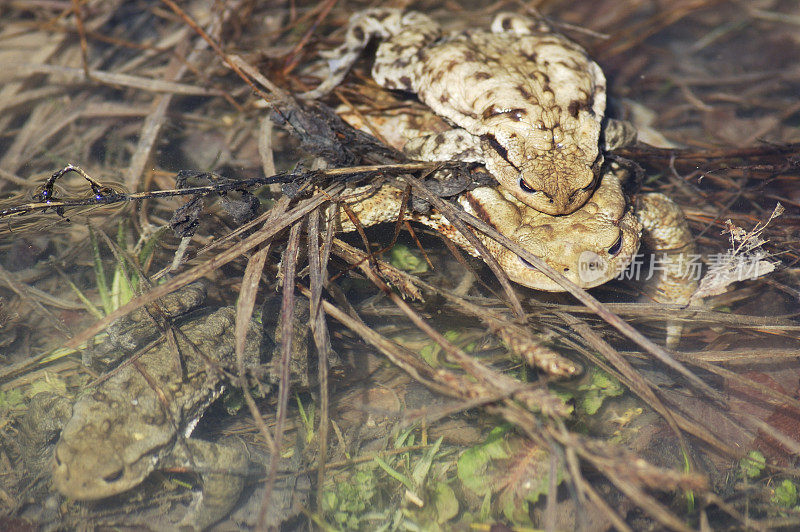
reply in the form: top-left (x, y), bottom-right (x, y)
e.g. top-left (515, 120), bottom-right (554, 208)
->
top-left (302, 9), bottom-right (440, 99)
top-left (371, 11), bottom-right (441, 91)
top-left (636, 193), bottom-right (701, 347)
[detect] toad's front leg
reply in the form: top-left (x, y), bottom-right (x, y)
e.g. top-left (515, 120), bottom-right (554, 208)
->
top-left (169, 437), bottom-right (250, 531)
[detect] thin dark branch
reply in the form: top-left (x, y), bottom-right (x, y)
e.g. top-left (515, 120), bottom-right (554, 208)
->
top-left (0, 162), bottom-right (443, 219)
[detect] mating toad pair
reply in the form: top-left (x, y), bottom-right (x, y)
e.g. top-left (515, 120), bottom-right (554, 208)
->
top-left (305, 8), bottom-right (696, 305)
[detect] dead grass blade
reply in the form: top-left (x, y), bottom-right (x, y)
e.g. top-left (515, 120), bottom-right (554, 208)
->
top-left (259, 219), bottom-right (303, 529)
top-left (556, 311), bottom-right (736, 457)
top-left (306, 206), bottom-right (335, 511)
top-left (235, 242), bottom-right (276, 455)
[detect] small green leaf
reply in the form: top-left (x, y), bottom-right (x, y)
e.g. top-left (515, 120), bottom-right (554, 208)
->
top-left (443, 330), bottom-right (460, 342)
top-left (60, 270), bottom-right (104, 319)
top-left (772, 479), bottom-right (798, 508)
top-left (479, 491), bottom-right (492, 521)
top-left (110, 261), bottom-right (133, 311)
top-left (89, 225), bottom-right (112, 315)
top-left (296, 394), bottom-right (316, 444)
top-left (112, 222), bottom-right (132, 309)
top-left (577, 368), bottom-right (624, 415)
top-left (419, 340), bottom-right (441, 366)
top-left (457, 426), bottom-right (510, 496)
top-left (591, 370), bottom-right (615, 389)
top-left (321, 490), bottom-right (337, 512)
top-left (739, 450), bottom-right (766, 479)
top-left (137, 226), bottom-right (167, 273)
top-left (375, 456), bottom-right (415, 492)
top-left (389, 244), bottom-right (428, 273)
top-left (457, 445), bottom-right (490, 495)
top-left (502, 497), bottom-right (531, 525)
top-left (411, 436), bottom-right (443, 488)
top-left (394, 425), bottom-right (415, 449)
top-left (0, 389), bottom-right (24, 409)
top-left (431, 481), bottom-right (458, 523)
top-left (581, 389), bottom-right (604, 415)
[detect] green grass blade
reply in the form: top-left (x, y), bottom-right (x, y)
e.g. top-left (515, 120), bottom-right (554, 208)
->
top-left (88, 225), bottom-right (112, 315)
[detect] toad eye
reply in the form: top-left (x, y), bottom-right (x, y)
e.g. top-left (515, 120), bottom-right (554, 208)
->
top-left (608, 233), bottom-right (623, 256)
top-left (518, 178), bottom-right (539, 195)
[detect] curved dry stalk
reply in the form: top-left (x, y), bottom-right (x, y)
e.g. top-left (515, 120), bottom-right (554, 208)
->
top-left (235, 242), bottom-right (276, 455)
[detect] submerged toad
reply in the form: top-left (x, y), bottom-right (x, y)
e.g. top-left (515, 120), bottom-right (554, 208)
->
top-left (52, 284), bottom-right (264, 530)
top-left (305, 9), bottom-right (634, 215)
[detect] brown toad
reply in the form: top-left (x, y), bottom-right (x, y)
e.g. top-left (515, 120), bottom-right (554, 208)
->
top-left (51, 284), bottom-right (313, 530)
top-left (305, 9), bottom-right (635, 215)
